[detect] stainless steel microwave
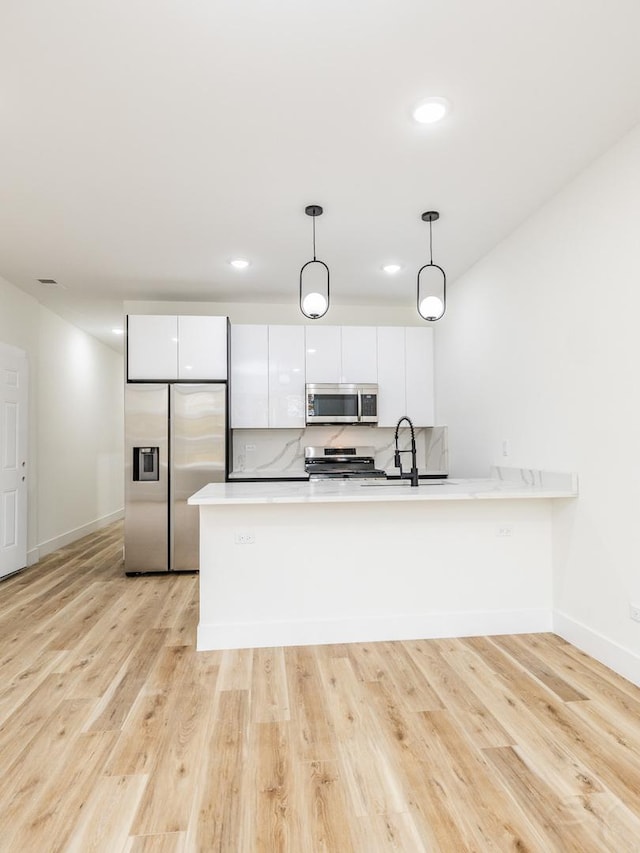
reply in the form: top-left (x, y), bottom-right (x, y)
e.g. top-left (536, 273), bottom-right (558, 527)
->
top-left (305, 383), bottom-right (378, 425)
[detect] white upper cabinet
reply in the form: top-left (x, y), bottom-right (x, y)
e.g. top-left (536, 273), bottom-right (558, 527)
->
top-left (127, 314), bottom-right (228, 381)
top-left (305, 325), bottom-right (378, 384)
top-left (405, 326), bottom-right (435, 426)
top-left (376, 326), bottom-right (406, 427)
top-left (340, 326), bottom-right (378, 383)
top-left (376, 326), bottom-right (435, 427)
top-left (127, 315), bottom-right (179, 380)
top-left (230, 325), bottom-right (269, 428)
top-left (305, 326), bottom-right (341, 383)
top-left (268, 325), bottom-right (305, 428)
top-left (229, 322), bottom-right (435, 429)
top-left (178, 316), bottom-right (228, 380)
top-left (231, 325), bottom-right (305, 428)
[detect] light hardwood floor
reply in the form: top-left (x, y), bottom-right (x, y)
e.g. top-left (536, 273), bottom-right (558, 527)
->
top-left (2, 522), bottom-right (640, 851)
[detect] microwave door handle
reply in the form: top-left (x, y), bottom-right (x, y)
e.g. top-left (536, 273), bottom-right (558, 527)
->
top-left (356, 392), bottom-right (362, 422)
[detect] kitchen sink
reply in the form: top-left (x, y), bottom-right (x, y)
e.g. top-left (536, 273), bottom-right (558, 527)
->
top-left (359, 479), bottom-right (450, 487)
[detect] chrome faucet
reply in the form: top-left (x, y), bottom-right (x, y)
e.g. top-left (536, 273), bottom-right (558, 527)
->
top-left (394, 416), bottom-right (419, 487)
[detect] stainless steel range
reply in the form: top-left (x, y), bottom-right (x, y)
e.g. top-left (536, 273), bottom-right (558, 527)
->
top-left (304, 446), bottom-right (386, 480)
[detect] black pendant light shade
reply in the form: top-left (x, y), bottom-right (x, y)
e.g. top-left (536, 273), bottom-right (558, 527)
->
top-left (300, 204), bottom-right (330, 319)
top-left (417, 211), bottom-right (446, 321)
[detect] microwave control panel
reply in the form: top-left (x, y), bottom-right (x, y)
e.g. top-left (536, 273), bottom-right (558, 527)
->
top-left (361, 394), bottom-right (377, 416)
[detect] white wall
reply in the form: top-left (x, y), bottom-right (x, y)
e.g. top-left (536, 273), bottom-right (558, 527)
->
top-left (437, 122), bottom-right (640, 679)
top-left (0, 275), bottom-right (124, 560)
top-left (36, 308), bottom-right (124, 553)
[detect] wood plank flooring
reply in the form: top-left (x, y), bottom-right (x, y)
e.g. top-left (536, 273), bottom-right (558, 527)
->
top-left (2, 522), bottom-right (640, 851)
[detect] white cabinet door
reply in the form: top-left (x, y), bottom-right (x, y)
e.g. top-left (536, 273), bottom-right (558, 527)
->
top-left (178, 316), bottom-right (228, 380)
top-left (340, 326), bottom-right (378, 383)
top-left (230, 325), bottom-right (269, 428)
top-left (269, 325), bottom-right (305, 428)
top-left (376, 327), bottom-right (407, 427)
top-left (305, 326), bottom-right (341, 383)
top-left (405, 326), bottom-right (435, 426)
top-left (127, 315), bottom-right (178, 380)
top-left (376, 326), bottom-right (435, 427)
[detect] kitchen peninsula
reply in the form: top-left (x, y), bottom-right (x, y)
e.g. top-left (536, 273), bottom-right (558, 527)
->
top-left (189, 468), bottom-right (577, 651)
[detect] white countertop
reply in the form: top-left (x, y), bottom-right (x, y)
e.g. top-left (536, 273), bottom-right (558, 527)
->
top-left (189, 469), bottom-right (578, 506)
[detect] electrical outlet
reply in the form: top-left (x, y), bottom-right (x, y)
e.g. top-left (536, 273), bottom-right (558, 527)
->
top-left (502, 440), bottom-right (510, 458)
top-left (629, 603), bottom-right (640, 623)
top-left (497, 526), bottom-right (513, 537)
top-left (234, 531), bottom-right (255, 545)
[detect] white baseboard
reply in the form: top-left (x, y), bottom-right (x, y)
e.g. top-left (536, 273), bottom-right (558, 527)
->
top-left (197, 608), bottom-right (553, 651)
top-left (36, 508), bottom-right (124, 560)
top-left (553, 610), bottom-right (640, 688)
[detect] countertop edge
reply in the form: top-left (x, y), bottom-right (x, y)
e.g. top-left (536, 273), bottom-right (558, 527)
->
top-left (188, 476), bottom-right (578, 506)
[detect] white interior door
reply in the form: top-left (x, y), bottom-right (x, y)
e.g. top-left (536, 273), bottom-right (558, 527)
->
top-left (0, 343), bottom-right (28, 579)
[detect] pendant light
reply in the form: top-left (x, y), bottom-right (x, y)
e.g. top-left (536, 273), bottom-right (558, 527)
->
top-left (417, 211), bottom-right (446, 321)
top-left (300, 204), bottom-right (330, 319)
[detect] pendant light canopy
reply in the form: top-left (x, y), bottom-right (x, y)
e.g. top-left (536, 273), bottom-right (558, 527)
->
top-left (300, 204), bottom-right (330, 319)
top-left (417, 211), bottom-right (446, 322)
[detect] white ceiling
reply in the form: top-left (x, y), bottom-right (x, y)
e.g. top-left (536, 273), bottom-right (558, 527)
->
top-left (2, 0), bottom-right (640, 351)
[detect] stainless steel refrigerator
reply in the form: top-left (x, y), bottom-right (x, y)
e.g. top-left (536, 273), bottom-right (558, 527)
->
top-left (124, 383), bottom-right (227, 574)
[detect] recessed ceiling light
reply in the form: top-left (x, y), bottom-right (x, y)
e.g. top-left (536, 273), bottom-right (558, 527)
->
top-left (230, 258), bottom-right (250, 269)
top-left (112, 328), bottom-right (124, 335)
top-left (412, 97), bottom-right (450, 124)
top-left (382, 263), bottom-right (402, 274)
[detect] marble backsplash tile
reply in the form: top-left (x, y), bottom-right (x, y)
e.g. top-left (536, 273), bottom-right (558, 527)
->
top-left (231, 425), bottom-right (448, 475)
top-left (491, 465), bottom-right (578, 492)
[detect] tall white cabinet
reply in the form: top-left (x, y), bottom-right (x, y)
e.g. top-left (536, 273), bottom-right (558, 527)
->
top-left (127, 315), bottom-right (228, 381)
top-left (404, 327), bottom-right (435, 426)
top-left (376, 327), bottom-right (406, 427)
top-left (230, 325), bottom-right (269, 428)
top-left (231, 325), bottom-right (305, 428)
top-left (376, 326), bottom-right (434, 427)
top-left (268, 325), bottom-right (305, 427)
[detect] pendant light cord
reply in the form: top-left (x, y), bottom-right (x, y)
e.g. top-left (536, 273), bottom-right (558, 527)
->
top-left (429, 218), bottom-right (433, 265)
top-left (312, 214), bottom-right (317, 261)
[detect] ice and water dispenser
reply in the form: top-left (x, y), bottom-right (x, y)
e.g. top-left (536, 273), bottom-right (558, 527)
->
top-left (133, 447), bottom-right (159, 481)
